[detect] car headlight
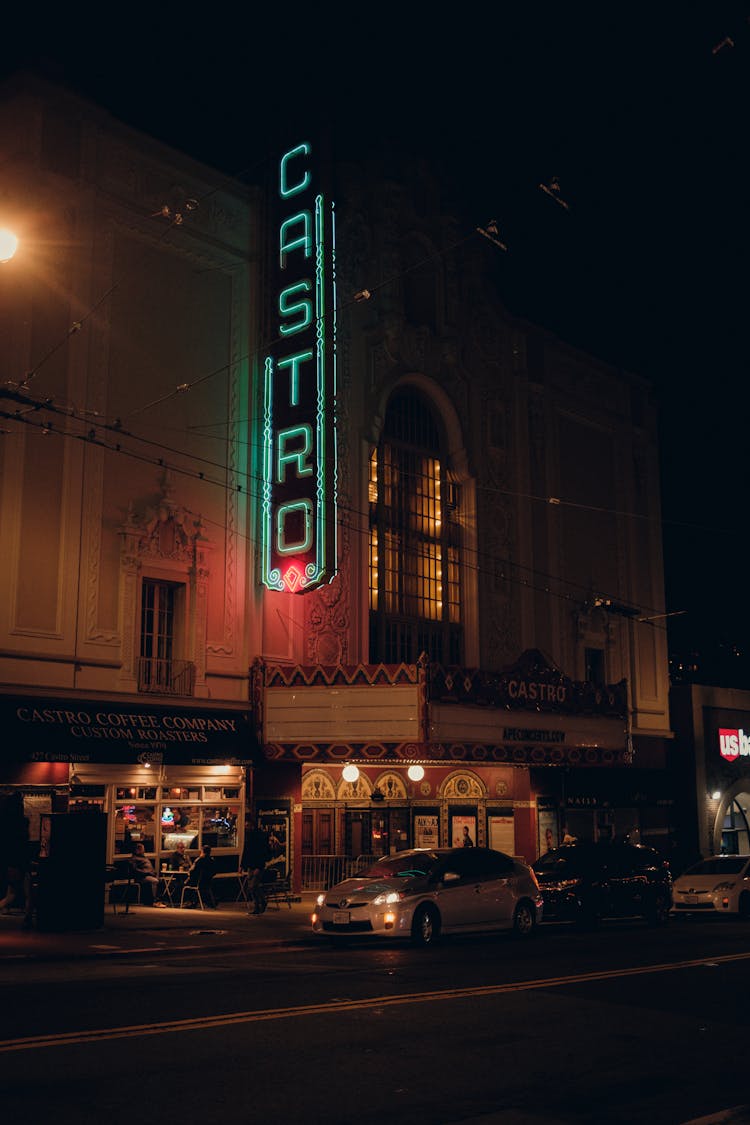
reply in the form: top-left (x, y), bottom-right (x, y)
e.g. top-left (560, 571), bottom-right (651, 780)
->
top-left (315, 893), bottom-right (326, 907)
top-left (372, 890), bottom-right (402, 906)
top-left (714, 882), bottom-right (735, 891)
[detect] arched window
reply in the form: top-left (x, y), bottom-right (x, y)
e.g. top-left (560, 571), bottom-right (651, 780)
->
top-left (369, 386), bottom-right (462, 665)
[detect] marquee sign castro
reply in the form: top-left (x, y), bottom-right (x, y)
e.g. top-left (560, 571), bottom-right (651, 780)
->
top-left (262, 141), bottom-right (337, 593)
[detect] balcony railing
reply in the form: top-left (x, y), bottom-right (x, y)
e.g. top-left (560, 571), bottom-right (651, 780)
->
top-left (138, 657), bottom-right (195, 697)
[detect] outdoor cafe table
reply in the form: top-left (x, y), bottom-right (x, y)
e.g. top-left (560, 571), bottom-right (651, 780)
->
top-left (159, 868), bottom-right (188, 906)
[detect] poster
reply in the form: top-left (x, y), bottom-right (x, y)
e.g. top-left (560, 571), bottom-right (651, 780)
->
top-left (257, 800), bottom-right (290, 881)
top-left (488, 813), bottom-right (515, 856)
top-left (23, 794), bottom-right (53, 843)
top-left (451, 814), bottom-right (477, 849)
top-left (414, 813), bottom-right (439, 849)
top-left (537, 801), bottom-right (559, 857)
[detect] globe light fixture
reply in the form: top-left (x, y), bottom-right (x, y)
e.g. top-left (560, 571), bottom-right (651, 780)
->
top-left (711, 790), bottom-right (721, 800)
top-left (342, 763), bottom-right (360, 783)
top-left (0, 228), bottom-right (18, 263)
top-left (407, 764), bottom-right (425, 782)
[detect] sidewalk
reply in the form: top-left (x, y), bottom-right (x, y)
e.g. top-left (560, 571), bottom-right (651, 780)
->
top-left (0, 895), bottom-right (317, 962)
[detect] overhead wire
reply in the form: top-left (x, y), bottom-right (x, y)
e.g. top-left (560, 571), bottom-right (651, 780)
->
top-left (0, 130), bottom-right (695, 632)
top-left (0, 392), bottom-right (681, 630)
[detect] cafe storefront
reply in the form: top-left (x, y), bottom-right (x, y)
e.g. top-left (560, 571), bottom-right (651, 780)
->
top-left (0, 692), bottom-right (259, 871)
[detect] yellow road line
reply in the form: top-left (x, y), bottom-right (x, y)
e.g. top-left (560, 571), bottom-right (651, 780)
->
top-left (3, 950), bottom-right (750, 1053)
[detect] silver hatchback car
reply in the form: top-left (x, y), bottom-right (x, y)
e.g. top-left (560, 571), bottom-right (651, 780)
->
top-left (311, 847), bottom-right (543, 946)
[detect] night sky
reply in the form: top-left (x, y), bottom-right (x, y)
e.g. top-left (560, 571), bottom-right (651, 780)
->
top-left (3, 4), bottom-right (749, 683)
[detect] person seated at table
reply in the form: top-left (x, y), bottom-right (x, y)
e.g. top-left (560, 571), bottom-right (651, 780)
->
top-left (182, 844), bottom-right (217, 908)
top-left (129, 843), bottom-right (159, 906)
top-left (167, 840), bottom-right (191, 871)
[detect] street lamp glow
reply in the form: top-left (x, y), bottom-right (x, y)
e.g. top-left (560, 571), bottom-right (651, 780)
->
top-left (0, 228), bottom-right (18, 263)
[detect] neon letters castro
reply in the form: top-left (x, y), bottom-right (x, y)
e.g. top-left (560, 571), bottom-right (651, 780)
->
top-left (719, 727), bottom-right (750, 762)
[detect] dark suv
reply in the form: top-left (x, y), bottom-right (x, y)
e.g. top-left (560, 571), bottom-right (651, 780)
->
top-left (532, 841), bottom-right (672, 928)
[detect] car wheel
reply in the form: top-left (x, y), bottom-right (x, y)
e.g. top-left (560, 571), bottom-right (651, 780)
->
top-left (411, 904), bottom-right (440, 947)
top-left (512, 901), bottom-right (536, 939)
top-left (737, 891), bottom-right (750, 921)
top-left (646, 893), bottom-right (670, 927)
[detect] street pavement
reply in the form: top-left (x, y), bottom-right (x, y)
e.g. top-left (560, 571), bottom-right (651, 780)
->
top-left (5, 900), bottom-right (750, 1125)
top-left (0, 894), bottom-right (317, 962)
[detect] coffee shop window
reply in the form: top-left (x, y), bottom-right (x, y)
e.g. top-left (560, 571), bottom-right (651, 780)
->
top-left (201, 806), bottom-right (239, 849)
top-left (114, 805), bottom-right (156, 854)
top-left (160, 805), bottom-right (200, 853)
top-left (116, 786), bottom-right (157, 801)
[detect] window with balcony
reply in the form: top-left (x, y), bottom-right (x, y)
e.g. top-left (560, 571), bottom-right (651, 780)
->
top-left (369, 386), bottom-right (463, 665)
top-left (138, 579), bottom-right (195, 696)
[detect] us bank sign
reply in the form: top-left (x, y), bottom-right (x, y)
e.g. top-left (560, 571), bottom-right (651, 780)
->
top-left (262, 142), bottom-right (338, 593)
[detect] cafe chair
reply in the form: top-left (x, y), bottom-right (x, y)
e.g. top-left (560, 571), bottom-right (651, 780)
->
top-left (180, 878), bottom-right (216, 910)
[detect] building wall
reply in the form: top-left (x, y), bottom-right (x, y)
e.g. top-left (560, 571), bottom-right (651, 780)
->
top-left (287, 154), bottom-right (672, 738)
top-left (0, 88), bottom-right (675, 888)
top-left (0, 75), bottom-right (258, 703)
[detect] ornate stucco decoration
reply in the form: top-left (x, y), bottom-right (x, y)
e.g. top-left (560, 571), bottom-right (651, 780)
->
top-left (439, 770), bottom-right (486, 799)
top-left (301, 770), bottom-right (337, 801)
top-left (116, 471), bottom-right (212, 695)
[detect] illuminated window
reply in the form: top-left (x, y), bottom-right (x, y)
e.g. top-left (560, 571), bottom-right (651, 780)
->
top-left (369, 387), bottom-right (462, 664)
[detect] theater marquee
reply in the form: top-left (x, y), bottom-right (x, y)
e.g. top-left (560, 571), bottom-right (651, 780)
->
top-left (262, 141), bottom-right (338, 593)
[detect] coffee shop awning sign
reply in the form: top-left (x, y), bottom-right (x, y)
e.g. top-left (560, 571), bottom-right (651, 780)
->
top-left (0, 697), bottom-right (259, 766)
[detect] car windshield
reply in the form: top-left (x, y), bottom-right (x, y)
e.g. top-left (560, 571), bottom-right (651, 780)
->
top-left (363, 851), bottom-right (440, 879)
top-left (533, 849), bottom-right (591, 877)
top-left (683, 857), bottom-right (748, 876)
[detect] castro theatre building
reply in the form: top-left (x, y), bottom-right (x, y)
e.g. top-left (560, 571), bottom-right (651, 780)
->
top-left (0, 106), bottom-right (675, 895)
top-left (252, 650), bottom-right (647, 886)
top-left (247, 140), bottom-right (674, 886)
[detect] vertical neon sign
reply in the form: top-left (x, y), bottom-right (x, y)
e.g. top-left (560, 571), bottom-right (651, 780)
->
top-left (262, 142), bottom-right (337, 593)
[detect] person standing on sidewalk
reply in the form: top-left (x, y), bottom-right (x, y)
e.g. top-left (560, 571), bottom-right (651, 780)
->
top-left (241, 819), bottom-right (269, 915)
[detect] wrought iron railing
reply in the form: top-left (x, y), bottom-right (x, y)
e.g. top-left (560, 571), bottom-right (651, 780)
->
top-left (137, 657), bottom-right (195, 697)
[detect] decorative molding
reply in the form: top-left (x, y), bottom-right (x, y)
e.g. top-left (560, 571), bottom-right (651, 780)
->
top-left (263, 662), bottom-right (419, 688)
top-left (439, 770), bottom-right (486, 799)
top-left (301, 769), bottom-right (336, 801)
top-left (116, 472), bottom-right (212, 692)
top-left (262, 739), bottom-right (631, 767)
top-left (336, 774), bottom-right (373, 800)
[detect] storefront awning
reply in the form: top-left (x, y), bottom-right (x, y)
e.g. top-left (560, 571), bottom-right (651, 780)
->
top-left (0, 695), bottom-right (261, 767)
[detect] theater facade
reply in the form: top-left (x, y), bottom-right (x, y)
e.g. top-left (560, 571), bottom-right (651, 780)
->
top-left (0, 80), bottom-right (674, 897)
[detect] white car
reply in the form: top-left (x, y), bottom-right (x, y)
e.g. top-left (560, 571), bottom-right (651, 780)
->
top-left (671, 855), bottom-right (750, 919)
top-left (311, 847), bottom-right (543, 946)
